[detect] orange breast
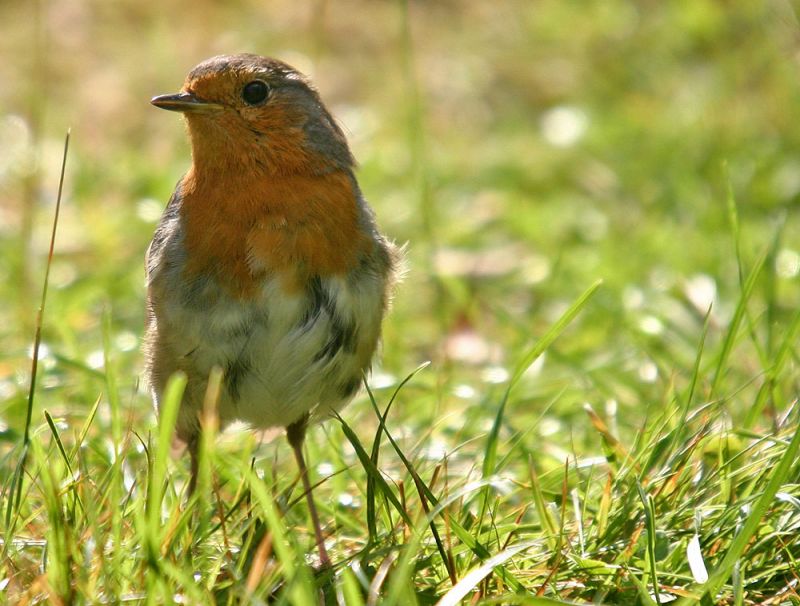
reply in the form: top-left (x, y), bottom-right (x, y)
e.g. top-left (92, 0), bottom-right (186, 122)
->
top-left (180, 168), bottom-right (370, 297)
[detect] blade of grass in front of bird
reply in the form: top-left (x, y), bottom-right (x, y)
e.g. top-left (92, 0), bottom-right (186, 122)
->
top-left (338, 415), bottom-right (414, 528)
top-left (362, 400), bottom-right (527, 592)
top-left (364, 380), bottom-right (380, 542)
top-left (365, 361), bottom-right (430, 542)
top-left (364, 362), bottom-right (456, 584)
top-left (236, 461), bottom-right (316, 603)
top-left (408, 463), bottom-right (457, 585)
top-left (194, 366), bottom-right (223, 531)
top-left (145, 372), bottom-right (186, 570)
top-left (7, 130), bottom-right (70, 527)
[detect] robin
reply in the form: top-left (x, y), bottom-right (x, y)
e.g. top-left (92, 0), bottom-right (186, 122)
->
top-left (145, 53), bottom-right (398, 567)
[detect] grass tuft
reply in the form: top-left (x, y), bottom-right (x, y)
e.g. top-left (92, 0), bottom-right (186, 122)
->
top-left (2, 4), bottom-right (800, 604)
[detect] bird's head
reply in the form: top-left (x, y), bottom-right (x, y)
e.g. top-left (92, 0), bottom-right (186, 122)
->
top-left (152, 54), bottom-right (354, 176)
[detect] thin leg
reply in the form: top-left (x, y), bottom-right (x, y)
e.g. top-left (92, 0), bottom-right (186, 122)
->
top-left (286, 416), bottom-right (331, 568)
top-left (187, 433), bottom-right (199, 497)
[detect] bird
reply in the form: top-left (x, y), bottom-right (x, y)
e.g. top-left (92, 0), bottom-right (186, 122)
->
top-left (144, 53), bottom-right (398, 567)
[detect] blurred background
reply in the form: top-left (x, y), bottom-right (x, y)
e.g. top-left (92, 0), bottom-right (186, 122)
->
top-left (1, 1), bottom-right (800, 458)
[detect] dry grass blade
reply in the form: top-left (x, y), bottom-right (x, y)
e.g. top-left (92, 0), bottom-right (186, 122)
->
top-left (7, 129), bottom-right (70, 524)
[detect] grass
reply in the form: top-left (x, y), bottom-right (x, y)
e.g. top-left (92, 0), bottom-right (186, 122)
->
top-left (2, 1), bottom-right (800, 604)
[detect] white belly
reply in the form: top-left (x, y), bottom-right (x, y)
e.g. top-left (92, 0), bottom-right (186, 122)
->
top-left (153, 271), bottom-right (385, 429)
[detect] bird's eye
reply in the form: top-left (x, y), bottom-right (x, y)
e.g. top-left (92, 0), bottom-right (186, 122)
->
top-left (242, 80), bottom-right (270, 105)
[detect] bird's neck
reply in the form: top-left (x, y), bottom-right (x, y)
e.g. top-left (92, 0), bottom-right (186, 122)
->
top-left (179, 165), bottom-right (371, 298)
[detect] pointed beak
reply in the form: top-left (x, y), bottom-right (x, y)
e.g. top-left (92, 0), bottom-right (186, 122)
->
top-left (150, 91), bottom-right (224, 113)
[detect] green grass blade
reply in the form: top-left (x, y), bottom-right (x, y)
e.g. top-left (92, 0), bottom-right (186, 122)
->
top-left (31, 437), bottom-right (74, 603)
top-left (382, 479), bottom-right (514, 606)
top-left (709, 248), bottom-right (767, 399)
top-left (636, 483), bottom-right (661, 605)
top-left (677, 413), bottom-right (800, 604)
top-left (44, 410), bottom-right (72, 476)
top-left (363, 362), bottom-right (455, 583)
top-left (365, 361), bottom-right (430, 542)
top-left (744, 305), bottom-right (800, 427)
top-left (479, 280), bottom-right (602, 529)
top-left (236, 463), bottom-right (316, 603)
top-left (43, 410), bottom-right (85, 518)
top-left (70, 394), bottom-right (101, 461)
top-left (362, 411), bottom-right (527, 592)
top-left (482, 280), bottom-right (602, 482)
top-left (101, 308), bottom-right (123, 453)
top-left (528, 456), bottom-right (558, 548)
top-left (145, 372), bottom-right (186, 564)
top-left (338, 415), bottom-right (414, 527)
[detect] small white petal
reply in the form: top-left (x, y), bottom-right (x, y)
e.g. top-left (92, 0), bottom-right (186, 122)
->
top-left (687, 534), bottom-right (709, 583)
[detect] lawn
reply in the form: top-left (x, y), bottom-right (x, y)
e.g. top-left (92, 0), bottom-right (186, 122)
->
top-left (1, 1), bottom-right (799, 604)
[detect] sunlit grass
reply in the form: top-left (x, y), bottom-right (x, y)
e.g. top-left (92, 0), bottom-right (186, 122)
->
top-left (4, 235), bottom-right (799, 603)
top-left (2, 1), bottom-right (800, 604)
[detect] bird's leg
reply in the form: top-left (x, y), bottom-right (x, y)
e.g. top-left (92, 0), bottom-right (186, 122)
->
top-left (286, 415), bottom-right (331, 568)
top-left (187, 432), bottom-right (199, 497)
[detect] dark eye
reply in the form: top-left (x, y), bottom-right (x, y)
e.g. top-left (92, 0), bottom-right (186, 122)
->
top-left (242, 80), bottom-right (270, 105)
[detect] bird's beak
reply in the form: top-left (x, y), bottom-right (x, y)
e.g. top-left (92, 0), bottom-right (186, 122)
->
top-left (150, 91), bottom-right (224, 113)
